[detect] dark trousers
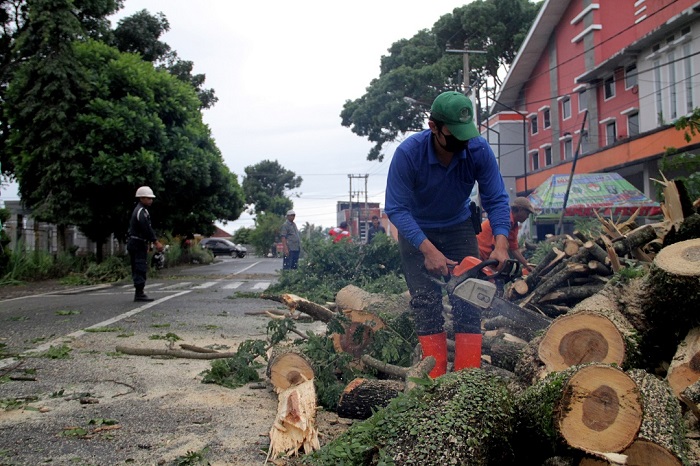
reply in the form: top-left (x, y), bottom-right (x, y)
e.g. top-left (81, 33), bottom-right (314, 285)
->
top-left (282, 250), bottom-right (300, 270)
top-left (127, 239), bottom-right (148, 293)
top-left (398, 221), bottom-right (481, 335)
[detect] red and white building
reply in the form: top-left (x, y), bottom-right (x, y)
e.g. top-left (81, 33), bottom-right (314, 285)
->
top-left (487, 0), bottom-right (700, 200)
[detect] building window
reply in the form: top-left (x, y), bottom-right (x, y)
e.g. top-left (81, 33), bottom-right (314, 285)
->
top-left (561, 97), bottom-right (571, 120)
top-left (653, 59), bottom-right (663, 125)
top-left (625, 64), bottom-right (637, 89)
top-left (544, 146), bottom-right (553, 166)
top-left (669, 51), bottom-right (677, 119)
top-left (605, 121), bottom-right (617, 145)
top-left (604, 75), bottom-right (615, 100)
top-left (543, 108), bottom-right (551, 129)
top-left (530, 152), bottom-right (539, 171)
top-left (684, 43), bottom-right (693, 114)
top-left (563, 139), bottom-right (573, 160)
top-left (628, 112), bottom-right (639, 137)
top-left (530, 115), bottom-right (538, 134)
top-left (578, 89), bottom-right (588, 112)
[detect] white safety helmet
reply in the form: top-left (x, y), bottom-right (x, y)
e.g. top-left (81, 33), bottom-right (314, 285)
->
top-left (135, 186), bottom-right (155, 198)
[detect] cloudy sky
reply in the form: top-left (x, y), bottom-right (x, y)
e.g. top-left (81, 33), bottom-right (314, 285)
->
top-left (2, 0), bottom-right (470, 231)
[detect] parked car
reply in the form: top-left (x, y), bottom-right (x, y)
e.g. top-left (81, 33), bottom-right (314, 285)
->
top-left (199, 238), bottom-right (247, 258)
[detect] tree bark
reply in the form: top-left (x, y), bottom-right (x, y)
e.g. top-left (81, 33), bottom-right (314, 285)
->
top-left (115, 345), bottom-right (238, 359)
top-left (262, 293), bottom-right (336, 323)
top-left (625, 369), bottom-right (689, 466)
top-left (336, 378), bottom-right (405, 420)
top-left (538, 284), bottom-right (605, 304)
top-left (334, 284), bottom-right (410, 317)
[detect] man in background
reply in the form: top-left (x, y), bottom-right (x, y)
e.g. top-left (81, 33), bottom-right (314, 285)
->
top-left (127, 186), bottom-right (163, 302)
top-left (477, 197), bottom-right (535, 273)
top-left (279, 210), bottom-right (301, 270)
top-left (330, 221), bottom-right (351, 243)
top-left (366, 215), bottom-right (386, 243)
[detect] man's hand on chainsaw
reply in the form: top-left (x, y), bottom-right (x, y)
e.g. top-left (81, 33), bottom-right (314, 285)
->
top-left (419, 240), bottom-right (457, 276)
top-left (488, 235), bottom-right (510, 271)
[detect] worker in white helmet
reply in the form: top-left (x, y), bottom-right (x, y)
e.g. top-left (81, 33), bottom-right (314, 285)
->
top-left (127, 186), bottom-right (163, 302)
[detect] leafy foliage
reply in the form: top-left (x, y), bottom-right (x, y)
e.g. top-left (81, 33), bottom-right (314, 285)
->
top-left (340, 0), bottom-right (541, 160)
top-left (660, 149), bottom-right (700, 202)
top-left (242, 159), bottom-right (302, 215)
top-left (303, 370), bottom-right (516, 466)
top-left (249, 211), bottom-right (285, 258)
top-left (267, 233), bottom-right (406, 304)
top-left (200, 339), bottom-right (267, 389)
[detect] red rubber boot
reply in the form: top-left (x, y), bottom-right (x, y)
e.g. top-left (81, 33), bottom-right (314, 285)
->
top-left (417, 332), bottom-right (448, 378)
top-left (454, 333), bottom-right (482, 370)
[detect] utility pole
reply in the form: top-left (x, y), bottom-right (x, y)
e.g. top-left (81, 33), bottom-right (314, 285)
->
top-left (347, 174), bottom-right (368, 237)
top-left (445, 41), bottom-right (486, 98)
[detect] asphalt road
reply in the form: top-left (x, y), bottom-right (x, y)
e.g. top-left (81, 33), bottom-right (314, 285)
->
top-left (0, 255), bottom-right (283, 369)
top-left (0, 255), bottom-right (319, 466)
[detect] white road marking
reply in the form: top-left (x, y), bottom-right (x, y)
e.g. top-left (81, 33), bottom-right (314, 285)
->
top-left (252, 281), bottom-right (271, 290)
top-left (223, 282), bottom-right (244, 289)
top-left (160, 282), bottom-right (192, 290)
top-left (234, 261), bottom-right (261, 274)
top-left (193, 281), bottom-right (221, 289)
top-left (0, 291), bottom-right (192, 369)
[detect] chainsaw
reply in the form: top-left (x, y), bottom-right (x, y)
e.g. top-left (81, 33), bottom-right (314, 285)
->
top-left (432, 257), bottom-right (552, 332)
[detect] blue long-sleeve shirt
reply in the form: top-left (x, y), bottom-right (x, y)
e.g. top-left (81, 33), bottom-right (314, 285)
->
top-left (385, 129), bottom-right (511, 250)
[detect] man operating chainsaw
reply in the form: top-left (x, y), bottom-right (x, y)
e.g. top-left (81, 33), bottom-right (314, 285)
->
top-left (385, 91), bottom-right (511, 377)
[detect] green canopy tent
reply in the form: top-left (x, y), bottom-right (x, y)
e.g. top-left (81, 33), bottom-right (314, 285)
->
top-left (527, 173), bottom-right (661, 235)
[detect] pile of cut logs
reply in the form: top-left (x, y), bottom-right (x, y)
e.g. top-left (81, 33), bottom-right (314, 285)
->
top-left (261, 177), bottom-right (700, 465)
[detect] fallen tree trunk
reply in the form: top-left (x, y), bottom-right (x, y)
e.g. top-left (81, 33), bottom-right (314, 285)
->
top-left (334, 284), bottom-right (410, 317)
top-left (262, 293), bottom-right (336, 323)
top-left (330, 309), bottom-right (385, 359)
top-left (312, 370), bottom-right (518, 465)
top-left (515, 364), bottom-right (642, 462)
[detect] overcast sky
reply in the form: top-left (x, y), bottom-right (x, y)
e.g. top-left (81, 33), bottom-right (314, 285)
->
top-left (1, 0), bottom-right (470, 231)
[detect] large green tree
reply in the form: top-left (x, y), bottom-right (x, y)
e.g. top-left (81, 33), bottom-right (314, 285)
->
top-left (340, 0), bottom-right (541, 161)
top-left (0, 0), bottom-right (123, 176)
top-left (242, 159), bottom-right (302, 216)
top-left (112, 8), bottom-right (217, 109)
top-left (5, 0), bottom-right (243, 258)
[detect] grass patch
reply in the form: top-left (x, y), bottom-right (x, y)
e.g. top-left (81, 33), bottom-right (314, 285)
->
top-left (55, 310), bottom-right (80, 316)
top-left (151, 323), bottom-right (171, 328)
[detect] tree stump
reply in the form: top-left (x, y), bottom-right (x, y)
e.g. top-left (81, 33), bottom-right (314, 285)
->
top-left (516, 364), bottom-right (642, 461)
top-left (266, 347), bottom-right (315, 392)
top-left (336, 378), bottom-right (404, 420)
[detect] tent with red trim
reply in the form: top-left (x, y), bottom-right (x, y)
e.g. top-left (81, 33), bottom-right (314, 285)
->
top-left (527, 173), bottom-right (662, 221)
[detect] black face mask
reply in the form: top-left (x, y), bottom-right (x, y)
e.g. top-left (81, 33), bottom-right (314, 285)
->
top-left (436, 129), bottom-right (467, 153)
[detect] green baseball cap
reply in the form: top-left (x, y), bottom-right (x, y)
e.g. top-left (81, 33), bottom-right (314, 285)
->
top-left (430, 91), bottom-right (480, 141)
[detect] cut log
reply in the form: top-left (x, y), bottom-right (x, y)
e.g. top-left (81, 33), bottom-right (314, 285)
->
top-left (537, 311), bottom-right (627, 373)
top-left (266, 347), bottom-right (315, 392)
top-left (523, 247), bottom-right (566, 292)
top-left (584, 240), bottom-right (611, 266)
top-left (334, 284), bottom-right (409, 317)
top-left (115, 345), bottom-right (238, 359)
top-left (538, 284), bottom-right (605, 305)
top-left (522, 262), bottom-right (590, 306)
top-left (336, 378), bottom-right (404, 420)
top-left (267, 377), bottom-right (320, 460)
top-left (359, 354), bottom-right (434, 392)
top-left (625, 369), bottom-right (689, 466)
top-left (666, 327), bottom-right (700, 399)
top-left (516, 364), bottom-right (642, 460)
top-left (330, 309), bottom-right (385, 359)
top-left (483, 330), bottom-right (527, 372)
top-left (564, 239), bottom-right (582, 256)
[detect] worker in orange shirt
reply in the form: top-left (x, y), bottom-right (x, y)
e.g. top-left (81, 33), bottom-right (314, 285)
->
top-left (477, 197), bottom-right (535, 273)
